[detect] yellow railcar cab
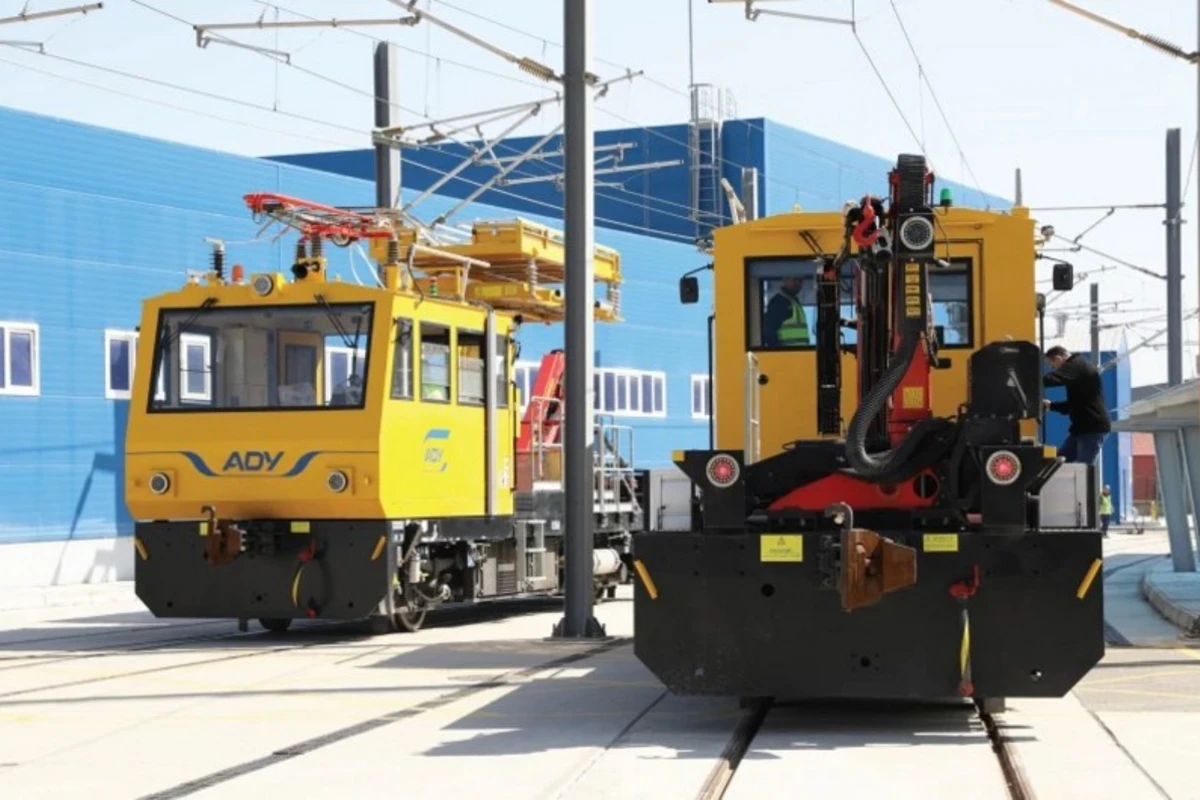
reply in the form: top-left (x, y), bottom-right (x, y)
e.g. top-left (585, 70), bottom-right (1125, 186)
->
top-left (126, 273), bottom-right (519, 524)
top-left (704, 206), bottom-right (1038, 458)
top-left (126, 195), bottom-right (638, 634)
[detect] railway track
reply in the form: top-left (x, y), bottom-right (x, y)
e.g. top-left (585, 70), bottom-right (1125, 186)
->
top-left (0, 604), bottom-right (1060, 799)
top-left (693, 696), bottom-right (1031, 800)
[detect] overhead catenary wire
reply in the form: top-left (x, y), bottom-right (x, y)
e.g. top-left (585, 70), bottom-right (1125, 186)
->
top-left (244, 0), bottom-right (852, 196)
top-left (123, 0), bottom-right (708, 235)
top-left (886, 0), bottom-right (983, 198)
top-left (215, 0), bottom-right (828, 227)
top-left (1045, 231), bottom-right (1167, 280)
top-left (0, 41), bottom-right (699, 246)
top-left (207, 1), bottom-right (720, 225)
top-left (254, 0), bottom-right (886, 189)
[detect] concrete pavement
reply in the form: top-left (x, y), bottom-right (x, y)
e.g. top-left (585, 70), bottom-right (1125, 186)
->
top-left (0, 530), bottom-right (1195, 799)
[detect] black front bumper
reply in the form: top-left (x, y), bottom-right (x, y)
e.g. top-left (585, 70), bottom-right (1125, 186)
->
top-left (134, 520), bottom-right (392, 621)
top-left (632, 530), bottom-right (1105, 700)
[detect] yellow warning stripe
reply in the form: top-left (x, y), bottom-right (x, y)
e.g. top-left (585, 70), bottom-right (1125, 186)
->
top-left (291, 563), bottom-right (306, 607)
top-left (370, 535), bottom-right (387, 562)
top-left (633, 559), bottom-right (658, 600)
top-left (959, 615), bottom-right (971, 677)
top-left (1076, 558), bottom-right (1102, 599)
top-left (134, 537), bottom-right (148, 561)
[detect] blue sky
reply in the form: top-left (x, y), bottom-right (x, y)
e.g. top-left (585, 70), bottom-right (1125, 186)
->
top-left (1, 0), bottom-right (1197, 387)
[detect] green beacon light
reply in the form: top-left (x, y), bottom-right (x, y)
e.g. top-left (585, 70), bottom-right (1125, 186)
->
top-left (939, 187), bottom-right (953, 208)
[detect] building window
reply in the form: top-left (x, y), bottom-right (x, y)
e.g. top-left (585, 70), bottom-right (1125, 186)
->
top-left (691, 374), bottom-right (710, 418)
top-left (105, 329), bottom-right (138, 399)
top-left (0, 322), bottom-right (40, 396)
top-left (594, 367), bottom-right (666, 417)
top-left (391, 318), bottom-right (414, 400)
top-left (420, 323), bottom-right (451, 402)
top-left (514, 360), bottom-right (540, 414)
top-left (457, 329), bottom-right (486, 406)
top-left (179, 332), bottom-right (212, 403)
top-left (325, 344), bottom-right (366, 405)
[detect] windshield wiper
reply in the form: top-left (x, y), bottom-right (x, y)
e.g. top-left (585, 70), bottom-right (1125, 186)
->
top-left (157, 297), bottom-right (218, 355)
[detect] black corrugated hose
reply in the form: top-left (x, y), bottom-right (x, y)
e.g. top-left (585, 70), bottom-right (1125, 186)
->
top-left (844, 328), bottom-right (949, 481)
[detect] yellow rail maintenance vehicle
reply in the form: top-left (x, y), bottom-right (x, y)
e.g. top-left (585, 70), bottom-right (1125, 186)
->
top-left (126, 194), bottom-right (642, 634)
top-left (633, 154), bottom-right (1103, 709)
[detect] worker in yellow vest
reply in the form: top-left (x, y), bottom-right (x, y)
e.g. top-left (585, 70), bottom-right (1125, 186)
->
top-left (764, 276), bottom-right (810, 347)
top-left (1098, 485), bottom-right (1113, 538)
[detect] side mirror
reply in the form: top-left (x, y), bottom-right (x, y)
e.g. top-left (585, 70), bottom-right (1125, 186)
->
top-left (1036, 292), bottom-right (1046, 313)
top-left (679, 275), bottom-right (699, 304)
top-left (1052, 263), bottom-right (1074, 291)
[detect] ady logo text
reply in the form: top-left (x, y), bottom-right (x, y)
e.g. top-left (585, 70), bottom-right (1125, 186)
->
top-left (423, 428), bottom-right (450, 473)
top-left (223, 451), bottom-right (285, 472)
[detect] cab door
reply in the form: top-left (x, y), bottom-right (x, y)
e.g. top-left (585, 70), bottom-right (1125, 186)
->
top-left (737, 255), bottom-right (857, 457)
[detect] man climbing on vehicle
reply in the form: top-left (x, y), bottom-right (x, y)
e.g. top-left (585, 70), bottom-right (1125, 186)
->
top-left (763, 275), bottom-right (810, 347)
top-left (1041, 345), bottom-right (1111, 464)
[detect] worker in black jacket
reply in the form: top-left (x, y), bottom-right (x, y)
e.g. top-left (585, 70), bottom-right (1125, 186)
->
top-left (1042, 346), bottom-right (1111, 464)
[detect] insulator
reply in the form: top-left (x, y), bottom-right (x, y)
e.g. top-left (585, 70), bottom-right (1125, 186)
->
top-left (309, 236), bottom-right (324, 260)
top-left (211, 242), bottom-right (225, 280)
top-left (387, 237), bottom-right (400, 264)
top-left (516, 57), bottom-right (555, 82)
top-left (607, 283), bottom-right (621, 315)
top-left (294, 241), bottom-right (306, 262)
top-left (527, 257), bottom-right (537, 287)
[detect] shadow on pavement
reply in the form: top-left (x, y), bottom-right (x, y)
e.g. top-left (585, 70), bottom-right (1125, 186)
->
top-left (0, 594), bottom-right (573, 655)
top-left (372, 645), bottom-right (1040, 759)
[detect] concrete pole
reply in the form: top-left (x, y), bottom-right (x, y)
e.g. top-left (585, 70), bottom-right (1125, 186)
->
top-left (1090, 281), bottom-right (1104, 518)
top-left (741, 166), bottom-right (759, 220)
top-left (373, 42), bottom-right (399, 210)
top-left (1167, 128), bottom-right (1183, 386)
top-left (1090, 282), bottom-right (1100, 365)
top-left (555, 0), bottom-right (604, 639)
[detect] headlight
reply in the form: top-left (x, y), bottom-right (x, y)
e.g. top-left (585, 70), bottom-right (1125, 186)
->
top-left (899, 216), bottom-right (934, 251)
top-left (327, 470), bottom-right (349, 493)
top-left (252, 273), bottom-right (274, 296)
top-left (149, 472), bottom-right (171, 495)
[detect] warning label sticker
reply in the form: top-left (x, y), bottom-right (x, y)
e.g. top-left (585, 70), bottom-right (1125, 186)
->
top-left (760, 534), bottom-right (803, 562)
top-left (923, 533), bottom-right (959, 553)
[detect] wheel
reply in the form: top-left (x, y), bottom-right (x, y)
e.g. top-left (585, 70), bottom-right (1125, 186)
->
top-left (258, 617), bottom-right (292, 633)
top-left (369, 579), bottom-right (429, 634)
top-left (393, 603), bottom-right (427, 632)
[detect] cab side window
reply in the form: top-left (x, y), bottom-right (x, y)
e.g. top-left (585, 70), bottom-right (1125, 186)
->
top-left (928, 260), bottom-right (972, 347)
top-left (420, 323), bottom-right (451, 403)
top-left (456, 329), bottom-right (486, 406)
top-left (391, 317), bottom-right (414, 400)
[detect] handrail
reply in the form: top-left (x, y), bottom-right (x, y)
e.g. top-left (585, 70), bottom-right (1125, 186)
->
top-left (745, 352), bottom-right (761, 464)
top-left (523, 395), bottom-right (642, 518)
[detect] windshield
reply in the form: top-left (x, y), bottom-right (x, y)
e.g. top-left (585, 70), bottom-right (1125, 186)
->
top-left (148, 301), bottom-right (374, 412)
